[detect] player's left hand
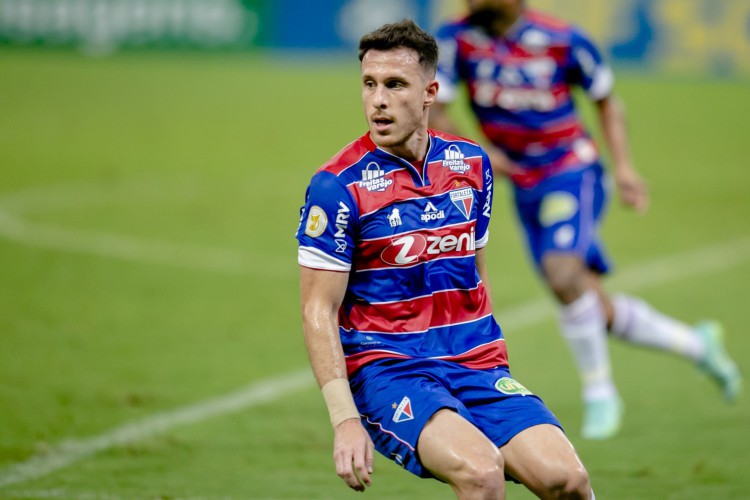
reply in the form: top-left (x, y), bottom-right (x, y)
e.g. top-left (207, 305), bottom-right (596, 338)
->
top-left (332, 418), bottom-right (375, 491)
top-left (614, 165), bottom-right (649, 214)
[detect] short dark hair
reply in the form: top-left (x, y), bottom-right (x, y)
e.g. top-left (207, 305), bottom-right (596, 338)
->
top-left (358, 19), bottom-right (438, 77)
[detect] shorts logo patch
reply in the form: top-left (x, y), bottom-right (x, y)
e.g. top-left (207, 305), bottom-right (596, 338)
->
top-left (304, 206), bottom-right (327, 237)
top-left (539, 192), bottom-right (578, 227)
top-left (553, 224), bottom-right (575, 248)
top-left (392, 396), bottom-right (414, 423)
top-left (390, 452), bottom-right (405, 468)
top-left (495, 377), bottom-right (532, 396)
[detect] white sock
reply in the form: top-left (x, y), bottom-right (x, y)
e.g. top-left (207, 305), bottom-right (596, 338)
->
top-left (559, 290), bottom-right (617, 401)
top-left (610, 294), bottom-right (705, 362)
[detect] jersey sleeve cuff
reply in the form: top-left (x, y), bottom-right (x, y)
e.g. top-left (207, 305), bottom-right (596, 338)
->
top-left (476, 230), bottom-right (489, 249)
top-left (587, 66), bottom-right (614, 101)
top-left (298, 246), bottom-right (351, 272)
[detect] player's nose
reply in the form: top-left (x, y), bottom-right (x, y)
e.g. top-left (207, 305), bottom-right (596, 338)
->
top-left (372, 85), bottom-right (388, 108)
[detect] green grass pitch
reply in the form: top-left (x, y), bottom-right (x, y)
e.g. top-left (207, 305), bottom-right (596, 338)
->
top-left (0, 48), bottom-right (749, 499)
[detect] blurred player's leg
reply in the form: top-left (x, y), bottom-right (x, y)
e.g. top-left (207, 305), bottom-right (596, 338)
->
top-left (694, 321), bottom-right (742, 401)
top-left (611, 295), bottom-right (742, 401)
top-left (558, 289), bottom-right (622, 439)
top-left (546, 254), bottom-right (622, 440)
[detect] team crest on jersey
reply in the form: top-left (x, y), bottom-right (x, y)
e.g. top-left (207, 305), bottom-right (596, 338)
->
top-left (442, 145), bottom-right (471, 173)
top-left (495, 377), bottom-right (533, 396)
top-left (392, 396), bottom-right (414, 423)
top-left (358, 162), bottom-right (393, 192)
top-left (304, 205), bottom-right (327, 237)
top-left (450, 188), bottom-right (474, 220)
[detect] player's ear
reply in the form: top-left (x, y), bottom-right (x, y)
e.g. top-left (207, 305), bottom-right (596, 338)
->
top-left (424, 78), bottom-right (439, 107)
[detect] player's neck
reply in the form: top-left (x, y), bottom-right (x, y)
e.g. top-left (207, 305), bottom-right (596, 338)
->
top-left (379, 129), bottom-right (429, 163)
top-left (491, 13), bottom-right (522, 37)
top-left (483, 7), bottom-right (524, 37)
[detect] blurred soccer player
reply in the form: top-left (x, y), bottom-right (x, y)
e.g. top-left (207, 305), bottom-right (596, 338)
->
top-left (297, 19), bottom-right (594, 499)
top-left (429, 0), bottom-right (741, 439)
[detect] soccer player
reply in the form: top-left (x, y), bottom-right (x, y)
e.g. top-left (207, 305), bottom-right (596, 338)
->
top-left (429, 0), bottom-right (742, 439)
top-left (297, 19), bottom-right (593, 499)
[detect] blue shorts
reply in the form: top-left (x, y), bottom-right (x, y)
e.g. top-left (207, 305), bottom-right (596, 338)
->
top-left (513, 164), bottom-right (611, 274)
top-left (349, 358), bottom-right (562, 479)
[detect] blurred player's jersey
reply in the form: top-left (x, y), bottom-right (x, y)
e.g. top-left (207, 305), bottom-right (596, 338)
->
top-left (435, 10), bottom-right (614, 188)
top-left (296, 130), bottom-right (507, 376)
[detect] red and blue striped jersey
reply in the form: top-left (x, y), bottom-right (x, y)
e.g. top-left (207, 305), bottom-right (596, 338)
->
top-left (296, 130), bottom-right (508, 377)
top-left (435, 10), bottom-right (614, 188)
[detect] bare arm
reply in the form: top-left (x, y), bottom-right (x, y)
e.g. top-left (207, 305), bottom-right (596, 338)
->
top-left (300, 266), bottom-right (374, 491)
top-left (595, 95), bottom-right (649, 213)
top-left (429, 102), bottom-right (522, 179)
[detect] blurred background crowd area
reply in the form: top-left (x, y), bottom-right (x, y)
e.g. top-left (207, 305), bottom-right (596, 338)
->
top-left (1, 0), bottom-right (749, 77)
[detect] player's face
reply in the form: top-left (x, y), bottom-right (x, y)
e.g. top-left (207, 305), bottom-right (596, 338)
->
top-left (361, 47), bottom-right (437, 157)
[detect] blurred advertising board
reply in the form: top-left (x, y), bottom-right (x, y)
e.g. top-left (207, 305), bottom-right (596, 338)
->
top-left (1, 0), bottom-right (748, 76)
top-left (0, 0), bottom-right (267, 53)
top-left (0, 0), bottom-right (434, 53)
top-left (529, 0), bottom-right (750, 76)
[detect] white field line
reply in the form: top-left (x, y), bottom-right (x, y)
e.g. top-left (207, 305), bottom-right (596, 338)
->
top-left (0, 210), bottom-right (290, 278)
top-left (0, 370), bottom-right (313, 489)
top-left (0, 234), bottom-right (747, 488)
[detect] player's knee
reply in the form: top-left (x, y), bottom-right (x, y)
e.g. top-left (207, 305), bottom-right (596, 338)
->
top-left (543, 262), bottom-right (585, 303)
top-left (450, 449), bottom-right (505, 497)
top-left (540, 463), bottom-right (591, 499)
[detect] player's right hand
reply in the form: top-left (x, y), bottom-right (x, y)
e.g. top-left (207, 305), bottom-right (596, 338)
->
top-left (332, 418), bottom-right (374, 491)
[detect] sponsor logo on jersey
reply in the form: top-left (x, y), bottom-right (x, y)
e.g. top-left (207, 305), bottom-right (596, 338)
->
top-left (392, 396), bottom-right (414, 423)
top-left (420, 201), bottom-right (445, 222)
top-left (482, 170), bottom-right (493, 218)
top-left (495, 377), bottom-right (532, 396)
top-left (358, 162), bottom-right (393, 192)
top-left (474, 82), bottom-right (555, 111)
top-left (390, 452), bottom-right (405, 467)
top-left (334, 201), bottom-right (350, 238)
top-left (380, 227), bottom-right (475, 266)
top-left (387, 207), bottom-right (402, 227)
top-left (304, 205), bottom-right (327, 237)
top-left (450, 188), bottom-right (474, 220)
top-left (442, 145), bottom-right (471, 173)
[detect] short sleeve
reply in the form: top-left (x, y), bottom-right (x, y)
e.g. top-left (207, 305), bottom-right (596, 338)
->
top-left (474, 150), bottom-right (494, 249)
top-left (568, 28), bottom-right (614, 101)
top-left (296, 171), bottom-right (357, 271)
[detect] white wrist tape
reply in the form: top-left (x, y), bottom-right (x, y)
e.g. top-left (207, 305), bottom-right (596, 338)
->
top-left (321, 378), bottom-right (360, 428)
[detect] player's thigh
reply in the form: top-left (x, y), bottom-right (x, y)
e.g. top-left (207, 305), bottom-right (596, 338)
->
top-left (417, 408), bottom-right (503, 484)
top-left (501, 424), bottom-right (589, 495)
